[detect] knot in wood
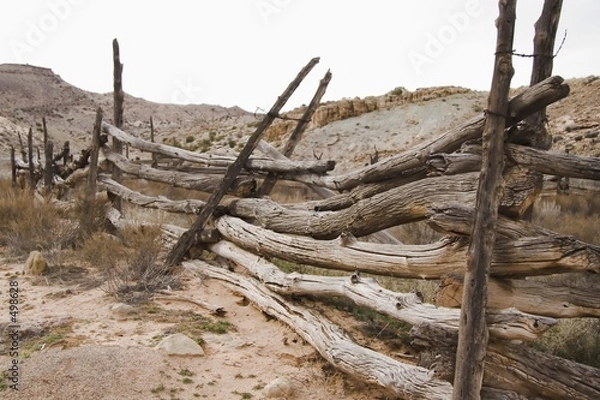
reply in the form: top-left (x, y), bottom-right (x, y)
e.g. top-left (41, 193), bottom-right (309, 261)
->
top-left (350, 271), bottom-right (361, 284)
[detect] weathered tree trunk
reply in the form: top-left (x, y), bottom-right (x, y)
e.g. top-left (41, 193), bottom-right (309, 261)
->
top-left (165, 57), bottom-right (321, 268)
top-left (437, 274), bottom-right (600, 318)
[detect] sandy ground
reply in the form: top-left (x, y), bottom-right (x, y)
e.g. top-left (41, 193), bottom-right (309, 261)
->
top-left (0, 254), bottom-right (393, 400)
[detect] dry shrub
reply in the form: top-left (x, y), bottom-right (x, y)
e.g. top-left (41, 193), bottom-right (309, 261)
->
top-left (0, 180), bottom-right (111, 255)
top-left (532, 192), bottom-right (600, 367)
top-left (81, 224), bottom-right (179, 302)
top-left (534, 318), bottom-right (600, 368)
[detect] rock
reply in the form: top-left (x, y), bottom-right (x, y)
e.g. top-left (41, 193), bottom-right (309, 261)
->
top-left (264, 377), bottom-right (297, 398)
top-left (25, 251), bottom-right (48, 275)
top-left (155, 333), bottom-right (204, 356)
top-left (110, 303), bottom-right (136, 316)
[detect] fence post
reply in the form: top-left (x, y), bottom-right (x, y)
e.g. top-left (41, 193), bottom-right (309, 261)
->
top-left (111, 38), bottom-right (125, 211)
top-left (27, 127), bottom-right (34, 190)
top-left (87, 108), bottom-right (103, 200)
top-left (452, 1), bottom-right (516, 399)
top-left (44, 140), bottom-right (54, 192)
top-left (10, 146), bottom-right (16, 187)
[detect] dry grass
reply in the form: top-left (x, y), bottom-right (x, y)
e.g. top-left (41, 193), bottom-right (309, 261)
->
top-left (531, 192), bottom-right (600, 367)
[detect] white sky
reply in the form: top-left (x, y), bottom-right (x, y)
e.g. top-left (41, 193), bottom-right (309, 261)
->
top-left (1, 1), bottom-right (598, 112)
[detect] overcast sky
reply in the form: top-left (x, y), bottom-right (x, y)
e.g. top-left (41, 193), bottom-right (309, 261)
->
top-left (1, 1), bottom-right (598, 112)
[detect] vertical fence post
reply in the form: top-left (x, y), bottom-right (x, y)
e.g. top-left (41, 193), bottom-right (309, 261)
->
top-left (87, 108), bottom-right (103, 200)
top-left (111, 38), bottom-right (125, 211)
top-left (44, 140), bottom-right (54, 193)
top-left (27, 127), bottom-right (34, 190)
top-left (10, 146), bottom-right (17, 187)
top-left (452, 1), bottom-right (516, 399)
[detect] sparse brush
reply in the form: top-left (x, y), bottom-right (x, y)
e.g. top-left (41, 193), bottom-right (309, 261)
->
top-left (81, 224), bottom-right (179, 302)
top-left (534, 318), bottom-right (600, 368)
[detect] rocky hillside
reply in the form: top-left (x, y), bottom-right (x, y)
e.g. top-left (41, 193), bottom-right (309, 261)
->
top-left (0, 63), bottom-right (598, 172)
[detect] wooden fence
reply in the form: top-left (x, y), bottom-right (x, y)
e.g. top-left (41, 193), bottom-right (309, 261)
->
top-left (7, 3), bottom-right (600, 398)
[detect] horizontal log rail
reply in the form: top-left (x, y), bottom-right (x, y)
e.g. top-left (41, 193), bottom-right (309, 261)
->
top-left (102, 121), bottom-right (336, 175)
top-left (215, 215), bottom-right (600, 278)
top-left (209, 240), bottom-right (556, 341)
top-left (102, 146), bottom-right (256, 196)
top-left (428, 143), bottom-right (600, 181)
top-left (437, 274), bottom-right (600, 318)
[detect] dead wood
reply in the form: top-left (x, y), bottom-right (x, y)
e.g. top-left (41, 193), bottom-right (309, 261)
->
top-left (437, 274), bottom-right (600, 318)
top-left (102, 147), bottom-right (256, 195)
top-left (214, 215), bottom-right (600, 278)
top-left (428, 143), bottom-right (600, 181)
top-left (412, 323), bottom-right (600, 400)
top-left (99, 175), bottom-right (206, 214)
top-left (183, 259), bottom-right (455, 399)
top-left (153, 291), bottom-right (225, 316)
top-left (209, 240), bottom-right (556, 341)
top-left (102, 122), bottom-right (335, 175)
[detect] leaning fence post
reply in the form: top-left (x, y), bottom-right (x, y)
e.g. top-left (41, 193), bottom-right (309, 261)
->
top-left (164, 57), bottom-right (320, 269)
top-left (257, 69), bottom-right (332, 196)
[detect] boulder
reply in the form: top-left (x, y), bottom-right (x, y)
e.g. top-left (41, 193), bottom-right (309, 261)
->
top-left (264, 376), bottom-right (297, 398)
top-left (25, 251), bottom-right (48, 275)
top-left (155, 333), bottom-right (204, 356)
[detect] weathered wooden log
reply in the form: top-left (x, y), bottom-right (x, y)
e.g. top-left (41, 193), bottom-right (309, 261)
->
top-left (215, 215), bottom-right (600, 278)
top-left (228, 171), bottom-right (545, 239)
top-left (437, 273), bottom-right (600, 318)
top-left (411, 323), bottom-right (600, 400)
top-left (281, 76), bottom-right (569, 191)
top-left (209, 240), bottom-right (555, 341)
top-left (102, 146), bottom-right (256, 195)
top-left (101, 122), bottom-right (335, 175)
top-left (427, 205), bottom-right (551, 239)
top-left (183, 259), bottom-right (455, 399)
top-left (99, 175), bottom-right (206, 214)
top-left (428, 143), bottom-right (600, 181)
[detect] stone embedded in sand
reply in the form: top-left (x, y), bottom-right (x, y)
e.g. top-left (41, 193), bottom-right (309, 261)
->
top-left (264, 377), bottom-right (297, 398)
top-left (110, 303), bottom-right (136, 315)
top-left (25, 250), bottom-right (48, 275)
top-left (155, 333), bottom-right (204, 356)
